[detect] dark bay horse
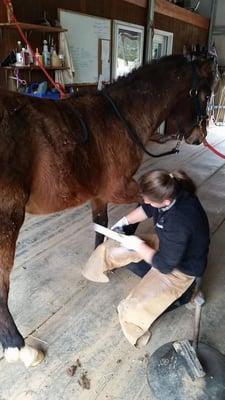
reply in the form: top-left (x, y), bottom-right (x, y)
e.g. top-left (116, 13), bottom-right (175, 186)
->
top-left (0, 55), bottom-right (216, 367)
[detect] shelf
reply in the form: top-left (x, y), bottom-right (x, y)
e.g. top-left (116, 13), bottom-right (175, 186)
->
top-left (155, 0), bottom-right (210, 30)
top-left (123, 0), bottom-right (210, 30)
top-left (0, 22), bottom-right (67, 33)
top-left (1, 65), bottom-right (68, 71)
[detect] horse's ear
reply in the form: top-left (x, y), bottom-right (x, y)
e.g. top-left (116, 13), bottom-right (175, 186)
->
top-left (198, 59), bottom-right (216, 79)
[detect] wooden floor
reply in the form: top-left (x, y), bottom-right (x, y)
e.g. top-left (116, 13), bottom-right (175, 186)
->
top-left (0, 126), bottom-right (225, 400)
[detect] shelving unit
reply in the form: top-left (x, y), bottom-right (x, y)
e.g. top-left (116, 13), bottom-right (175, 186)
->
top-left (0, 22), bottom-right (68, 90)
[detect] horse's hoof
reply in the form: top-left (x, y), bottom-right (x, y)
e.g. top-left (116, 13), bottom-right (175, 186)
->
top-left (4, 347), bottom-right (20, 363)
top-left (20, 345), bottom-right (45, 367)
top-left (30, 349), bottom-right (45, 367)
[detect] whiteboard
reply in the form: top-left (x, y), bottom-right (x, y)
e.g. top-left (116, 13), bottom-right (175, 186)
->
top-left (59, 9), bottom-right (111, 84)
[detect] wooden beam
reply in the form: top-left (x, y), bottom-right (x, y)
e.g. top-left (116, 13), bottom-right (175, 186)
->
top-left (155, 0), bottom-right (210, 30)
top-left (123, 0), bottom-right (210, 30)
top-left (123, 0), bottom-right (147, 7)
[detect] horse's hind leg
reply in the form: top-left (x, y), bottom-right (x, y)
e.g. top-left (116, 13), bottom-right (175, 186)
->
top-left (0, 196), bottom-right (44, 367)
top-left (91, 198), bottom-right (108, 247)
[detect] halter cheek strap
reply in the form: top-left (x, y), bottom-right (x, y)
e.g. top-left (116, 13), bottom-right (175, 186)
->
top-left (177, 61), bottom-right (210, 141)
top-left (190, 62), bottom-right (209, 126)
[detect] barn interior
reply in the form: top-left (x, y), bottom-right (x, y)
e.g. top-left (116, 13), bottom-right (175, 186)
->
top-left (0, 1), bottom-right (225, 399)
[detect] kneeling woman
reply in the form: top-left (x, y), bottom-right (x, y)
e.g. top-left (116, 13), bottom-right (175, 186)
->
top-left (112, 169), bottom-right (210, 347)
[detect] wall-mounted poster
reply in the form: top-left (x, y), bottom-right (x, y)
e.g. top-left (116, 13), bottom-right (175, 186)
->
top-left (112, 20), bottom-right (144, 80)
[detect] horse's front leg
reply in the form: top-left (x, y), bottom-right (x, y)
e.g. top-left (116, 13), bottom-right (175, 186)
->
top-left (91, 198), bottom-right (108, 247)
top-left (111, 176), bottom-right (142, 235)
top-left (0, 207), bottom-right (44, 367)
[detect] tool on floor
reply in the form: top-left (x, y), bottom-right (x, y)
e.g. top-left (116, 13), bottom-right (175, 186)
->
top-left (192, 293), bottom-right (205, 351)
top-left (172, 293), bottom-right (206, 381)
top-left (146, 289), bottom-right (225, 399)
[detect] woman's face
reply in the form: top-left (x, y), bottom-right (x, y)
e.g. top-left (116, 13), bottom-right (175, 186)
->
top-left (142, 195), bottom-right (172, 209)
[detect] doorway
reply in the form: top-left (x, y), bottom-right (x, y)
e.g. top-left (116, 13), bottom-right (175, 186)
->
top-left (152, 29), bottom-right (173, 134)
top-left (152, 29), bottom-right (173, 59)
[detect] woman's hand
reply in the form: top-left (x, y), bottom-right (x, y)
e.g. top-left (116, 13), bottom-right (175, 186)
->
top-left (121, 235), bottom-right (157, 264)
top-left (111, 216), bottom-right (128, 231)
top-left (120, 235), bottom-right (144, 252)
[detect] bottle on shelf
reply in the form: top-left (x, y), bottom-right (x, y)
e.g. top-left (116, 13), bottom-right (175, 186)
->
top-left (26, 45), bottom-right (33, 64)
top-left (58, 49), bottom-right (65, 67)
top-left (16, 40), bottom-right (23, 65)
top-left (42, 39), bottom-right (51, 67)
top-left (21, 47), bottom-right (30, 66)
top-left (34, 48), bottom-right (42, 66)
top-left (50, 38), bottom-right (54, 56)
top-left (51, 45), bottom-right (60, 67)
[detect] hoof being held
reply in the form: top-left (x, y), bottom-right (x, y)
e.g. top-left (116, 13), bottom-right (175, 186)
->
top-left (4, 345), bottom-right (45, 367)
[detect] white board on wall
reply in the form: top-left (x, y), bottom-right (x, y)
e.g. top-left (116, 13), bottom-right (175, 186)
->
top-left (59, 9), bottom-right (111, 84)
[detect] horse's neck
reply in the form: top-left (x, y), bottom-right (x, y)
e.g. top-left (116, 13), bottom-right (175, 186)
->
top-left (109, 79), bottom-right (186, 141)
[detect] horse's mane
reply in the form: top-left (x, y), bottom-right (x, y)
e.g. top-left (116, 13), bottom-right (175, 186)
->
top-left (0, 54), bottom-right (212, 102)
top-left (110, 55), bottom-right (188, 87)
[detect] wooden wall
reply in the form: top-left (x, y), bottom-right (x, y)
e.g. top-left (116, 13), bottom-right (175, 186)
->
top-left (0, 0), bottom-right (210, 89)
top-left (154, 13), bottom-right (208, 54)
top-left (11, 0), bottom-right (146, 27)
top-left (2, 0), bottom-right (209, 54)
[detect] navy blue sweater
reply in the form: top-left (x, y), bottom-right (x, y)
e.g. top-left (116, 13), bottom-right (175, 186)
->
top-left (142, 191), bottom-right (210, 277)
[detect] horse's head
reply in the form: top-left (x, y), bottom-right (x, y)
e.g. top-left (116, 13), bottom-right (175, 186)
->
top-left (170, 58), bottom-right (218, 145)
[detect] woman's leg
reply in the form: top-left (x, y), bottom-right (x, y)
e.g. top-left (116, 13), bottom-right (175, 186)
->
top-left (117, 268), bottom-right (195, 347)
top-left (125, 261), bottom-right (197, 309)
top-left (125, 260), bottom-right (151, 277)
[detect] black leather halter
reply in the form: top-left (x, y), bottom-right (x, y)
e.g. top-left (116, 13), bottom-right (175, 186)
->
top-left (177, 61), bottom-right (210, 139)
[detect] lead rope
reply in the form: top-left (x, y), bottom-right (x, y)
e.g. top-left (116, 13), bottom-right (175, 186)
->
top-left (202, 137), bottom-right (225, 159)
top-left (2, 0), bottom-right (65, 98)
top-left (102, 91), bottom-right (180, 158)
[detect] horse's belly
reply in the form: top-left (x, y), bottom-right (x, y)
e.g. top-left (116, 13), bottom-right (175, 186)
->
top-left (26, 155), bottom-right (94, 214)
top-left (26, 183), bottom-right (90, 215)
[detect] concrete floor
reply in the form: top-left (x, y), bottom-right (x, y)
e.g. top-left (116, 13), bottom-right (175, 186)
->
top-left (0, 126), bottom-right (225, 400)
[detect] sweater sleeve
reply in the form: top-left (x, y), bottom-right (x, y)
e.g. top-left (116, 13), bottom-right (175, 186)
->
top-left (141, 203), bottom-right (154, 218)
top-left (152, 214), bottom-right (191, 274)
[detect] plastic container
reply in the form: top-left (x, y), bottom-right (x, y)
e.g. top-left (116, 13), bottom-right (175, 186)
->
top-left (16, 41), bottom-right (23, 65)
top-left (58, 50), bottom-right (65, 67)
top-left (21, 48), bottom-right (30, 65)
top-left (51, 49), bottom-right (60, 67)
top-left (25, 91), bottom-right (60, 99)
top-left (42, 40), bottom-right (51, 66)
top-left (42, 51), bottom-right (51, 67)
top-left (34, 48), bottom-right (42, 66)
top-left (25, 82), bottom-right (60, 99)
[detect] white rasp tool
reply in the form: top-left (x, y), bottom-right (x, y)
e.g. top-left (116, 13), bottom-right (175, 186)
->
top-left (93, 223), bottom-right (127, 243)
